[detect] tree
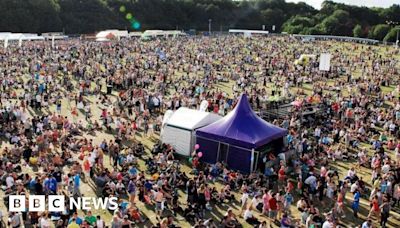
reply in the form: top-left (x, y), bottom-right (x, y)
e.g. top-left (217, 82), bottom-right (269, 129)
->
top-left (260, 9), bottom-right (284, 31)
top-left (353, 24), bottom-right (363, 37)
top-left (0, 0), bottom-right (397, 35)
top-left (383, 26), bottom-right (400, 42)
top-left (369, 24), bottom-right (390, 40)
top-left (318, 9), bottom-right (353, 36)
top-left (282, 15), bottom-right (315, 34)
top-left (59, 0), bottom-right (123, 34)
top-left (0, 0), bottom-right (61, 32)
top-left (301, 26), bottom-right (323, 35)
top-left (379, 5), bottom-right (400, 22)
top-left (319, 15), bottom-right (339, 34)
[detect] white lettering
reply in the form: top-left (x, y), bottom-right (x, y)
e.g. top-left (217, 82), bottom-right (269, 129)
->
top-left (29, 195), bottom-right (45, 212)
top-left (92, 198), bottom-right (108, 210)
top-left (8, 195), bottom-right (119, 211)
top-left (9, 195), bottom-right (25, 212)
top-left (108, 197), bottom-right (118, 210)
top-left (48, 195), bottom-right (65, 212)
top-left (81, 197), bottom-right (91, 210)
top-left (69, 197), bottom-right (81, 210)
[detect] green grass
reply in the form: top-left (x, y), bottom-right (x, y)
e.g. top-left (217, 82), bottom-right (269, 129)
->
top-left (0, 39), bottom-right (399, 227)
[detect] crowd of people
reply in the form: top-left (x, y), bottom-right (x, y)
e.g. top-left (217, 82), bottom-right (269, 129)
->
top-left (0, 35), bottom-right (399, 228)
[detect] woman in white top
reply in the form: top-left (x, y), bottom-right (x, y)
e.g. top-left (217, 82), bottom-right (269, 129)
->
top-left (240, 189), bottom-right (249, 214)
top-left (39, 214), bottom-right (51, 228)
top-left (244, 206), bottom-right (260, 225)
top-left (96, 216), bottom-right (105, 228)
top-left (148, 121), bottom-right (154, 137)
top-left (395, 146), bottom-right (400, 166)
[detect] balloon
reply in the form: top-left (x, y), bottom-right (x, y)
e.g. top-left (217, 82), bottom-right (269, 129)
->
top-left (197, 152), bottom-right (203, 158)
top-left (189, 157), bottom-right (193, 163)
top-left (194, 144), bottom-right (200, 150)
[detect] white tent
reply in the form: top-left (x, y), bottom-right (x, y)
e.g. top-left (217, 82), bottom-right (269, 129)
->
top-left (1, 32), bottom-right (44, 48)
top-left (96, 30), bottom-right (128, 41)
top-left (42, 32), bottom-right (68, 40)
top-left (0, 33), bottom-right (44, 41)
top-left (0, 32), bottom-right (12, 40)
top-left (161, 108), bottom-right (222, 156)
top-left (141, 30), bottom-right (186, 40)
top-left (129, 32), bottom-right (143, 37)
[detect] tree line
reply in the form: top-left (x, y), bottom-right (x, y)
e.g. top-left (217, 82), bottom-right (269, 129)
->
top-left (0, 0), bottom-right (399, 41)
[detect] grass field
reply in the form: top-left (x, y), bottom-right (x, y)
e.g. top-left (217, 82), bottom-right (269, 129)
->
top-left (0, 40), bottom-right (399, 228)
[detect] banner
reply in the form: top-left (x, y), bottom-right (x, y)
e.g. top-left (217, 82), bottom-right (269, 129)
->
top-left (319, 53), bottom-right (331, 71)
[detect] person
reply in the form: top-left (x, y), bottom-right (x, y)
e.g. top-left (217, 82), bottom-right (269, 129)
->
top-left (240, 189), bottom-right (249, 214)
top-left (322, 218), bottom-right (334, 228)
top-left (111, 215), bottom-right (122, 228)
top-left (96, 215), bottom-right (105, 228)
top-left (280, 213), bottom-right (293, 228)
top-left (367, 195), bottom-right (380, 219)
top-left (0, 33), bottom-right (399, 228)
top-left (269, 193), bottom-right (278, 222)
top-left (9, 212), bottom-right (21, 228)
top-left (40, 213), bottom-right (51, 228)
top-left (73, 173), bottom-right (81, 196)
top-left (262, 189), bottom-right (271, 215)
top-left (154, 188), bottom-right (164, 217)
top-left (128, 179), bottom-right (136, 204)
top-left (67, 218), bottom-right (80, 228)
top-left (243, 206), bottom-right (260, 226)
top-left (203, 218), bottom-right (218, 228)
top-left (336, 192), bottom-right (345, 218)
top-left (361, 219), bottom-right (372, 228)
top-left (352, 189), bottom-right (361, 218)
top-left (68, 212), bottom-right (83, 225)
top-left (258, 221), bottom-right (268, 228)
top-left (6, 174), bottom-right (15, 189)
top-left (380, 198), bottom-right (391, 228)
top-left (121, 215), bottom-right (131, 228)
top-left (84, 211), bottom-right (96, 226)
top-left (283, 191), bottom-right (293, 211)
top-left (55, 219), bottom-right (64, 228)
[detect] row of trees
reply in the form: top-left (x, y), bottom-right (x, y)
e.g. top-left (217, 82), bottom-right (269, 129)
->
top-left (0, 0), bottom-right (399, 41)
top-left (282, 1), bottom-right (400, 41)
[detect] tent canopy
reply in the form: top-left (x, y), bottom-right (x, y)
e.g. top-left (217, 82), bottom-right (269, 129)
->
top-left (165, 107), bottom-right (222, 130)
top-left (0, 32), bottom-right (44, 41)
top-left (95, 30), bottom-right (128, 41)
top-left (196, 94), bottom-right (287, 149)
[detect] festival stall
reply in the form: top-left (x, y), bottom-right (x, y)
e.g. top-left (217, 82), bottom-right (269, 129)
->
top-left (161, 108), bottom-right (222, 156)
top-left (196, 94), bottom-right (287, 173)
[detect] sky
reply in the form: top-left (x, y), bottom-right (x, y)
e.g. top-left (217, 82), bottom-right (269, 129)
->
top-left (286, 0), bottom-right (399, 9)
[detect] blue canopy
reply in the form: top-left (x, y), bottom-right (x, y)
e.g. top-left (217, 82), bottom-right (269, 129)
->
top-left (196, 94), bottom-right (287, 149)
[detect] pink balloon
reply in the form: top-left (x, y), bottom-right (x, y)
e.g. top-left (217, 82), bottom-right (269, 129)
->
top-left (197, 152), bottom-right (203, 158)
top-left (194, 144), bottom-right (200, 150)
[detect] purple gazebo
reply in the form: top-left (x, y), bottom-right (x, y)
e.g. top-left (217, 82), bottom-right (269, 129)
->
top-left (196, 94), bottom-right (287, 173)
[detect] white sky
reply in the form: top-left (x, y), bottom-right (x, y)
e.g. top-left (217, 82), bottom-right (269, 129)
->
top-left (286, 0), bottom-right (399, 9)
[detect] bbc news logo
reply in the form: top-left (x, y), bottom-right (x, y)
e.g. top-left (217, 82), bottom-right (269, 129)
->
top-left (9, 195), bottom-right (118, 212)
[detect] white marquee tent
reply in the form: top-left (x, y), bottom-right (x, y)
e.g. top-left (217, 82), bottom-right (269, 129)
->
top-left (1, 32), bottom-right (45, 48)
top-left (161, 108), bottom-right (222, 156)
top-left (96, 30), bottom-right (129, 41)
top-left (0, 32), bottom-right (44, 41)
top-left (141, 30), bottom-right (186, 40)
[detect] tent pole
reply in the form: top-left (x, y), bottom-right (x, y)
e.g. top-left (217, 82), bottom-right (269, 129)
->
top-left (250, 148), bottom-right (255, 172)
top-left (217, 142), bottom-right (221, 162)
